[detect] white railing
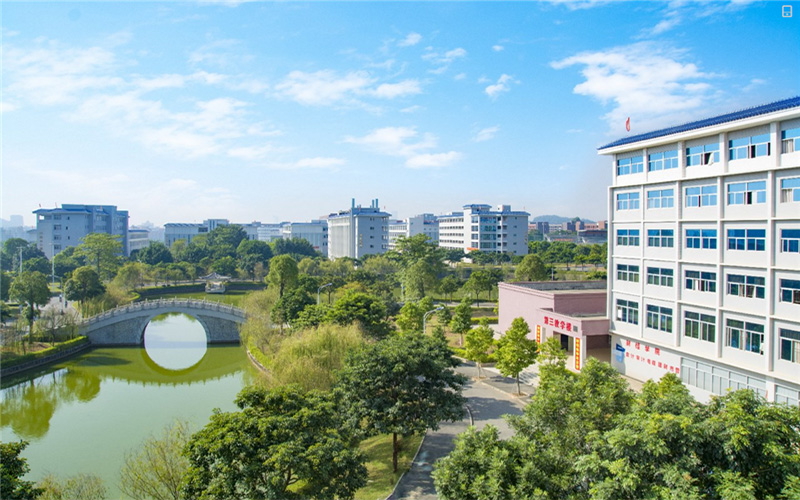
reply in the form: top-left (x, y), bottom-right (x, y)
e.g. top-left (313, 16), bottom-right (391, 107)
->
top-left (81, 298), bottom-right (246, 325)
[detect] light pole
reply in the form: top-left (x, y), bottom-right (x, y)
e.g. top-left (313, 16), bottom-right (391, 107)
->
top-left (317, 282), bottom-right (333, 305)
top-left (422, 306), bottom-right (444, 335)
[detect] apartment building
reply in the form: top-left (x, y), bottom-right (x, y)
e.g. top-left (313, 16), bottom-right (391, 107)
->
top-left (438, 204), bottom-right (529, 256)
top-left (388, 214), bottom-right (439, 250)
top-left (34, 204), bottom-right (129, 258)
top-left (327, 199), bottom-right (390, 260)
top-left (599, 96), bottom-right (800, 404)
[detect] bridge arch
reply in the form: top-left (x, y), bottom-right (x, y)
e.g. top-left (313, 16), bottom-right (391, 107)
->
top-left (80, 298), bottom-right (246, 346)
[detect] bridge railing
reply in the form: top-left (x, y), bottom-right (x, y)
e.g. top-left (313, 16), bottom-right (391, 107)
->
top-left (80, 298), bottom-right (246, 325)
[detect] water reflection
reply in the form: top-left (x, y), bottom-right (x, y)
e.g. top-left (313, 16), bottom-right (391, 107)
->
top-left (144, 313), bottom-right (208, 371)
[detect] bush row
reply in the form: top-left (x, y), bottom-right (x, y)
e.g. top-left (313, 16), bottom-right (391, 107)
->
top-left (1, 336), bottom-right (91, 370)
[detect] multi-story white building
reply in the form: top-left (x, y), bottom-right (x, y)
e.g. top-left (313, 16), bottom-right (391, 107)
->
top-left (437, 204), bottom-right (529, 256)
top-left (388, 214), bottom-right (439, 250)
top-left (257, 223), bottom-right (285, 243)
top-left (327, 199), bottom-right (390, 260)
top-left (164, 222), bottom-right (210, 247)
top-left (600, 96), bottom-right (800, 405)
top-left (128, 228), bottom-right (151, 255)
top-left (34, 204), bottom-right (129, 258)
top-left (281, 220), bottom-right (328, 255)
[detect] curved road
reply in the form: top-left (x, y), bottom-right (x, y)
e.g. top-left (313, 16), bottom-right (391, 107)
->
top-left (389, 361), bottom-right (535, 500)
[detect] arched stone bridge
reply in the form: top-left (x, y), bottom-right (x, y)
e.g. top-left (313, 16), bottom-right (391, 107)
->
top-left (79, 298), bottom-right (246, 346)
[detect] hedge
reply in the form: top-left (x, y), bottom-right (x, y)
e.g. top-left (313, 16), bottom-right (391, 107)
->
top-left (1, 336), bottom-right (91, 369)
top-left (471, 317), bottom-right (498, 325)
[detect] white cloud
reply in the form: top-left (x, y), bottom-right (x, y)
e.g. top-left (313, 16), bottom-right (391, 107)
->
top-left (370, 80), bottom-right (422, 99)
top-left (227, 145), bottom-right (278, 161)
top-left (345, 126), bottom-right (460, 168)
top-left (454, 73), bottom-right (467, 81)
top-left (189, 39), bottom-right (252, 69)
top-left (485, 74), bottom-right (515, 99)
top-left (398, 32), bottom-right (422, 47)
top-left (406, 151), bottom-right (462, 169)
top-left (274, 70), bottom-right (375, 106)
top-left (401, 105), bottom-right (424, 113)
top-left (422, 46), bottom-right (467, 73)
top-left (264, 157), bottom-right (345, 170)
top-left (551, 42), bottom-right (716, 133)
top-left (1, 101), bottom-right (19, 113)
top-left (473, 126), bottom-right (500, 142)
top-left (492, 45), bottom-right (504, 52)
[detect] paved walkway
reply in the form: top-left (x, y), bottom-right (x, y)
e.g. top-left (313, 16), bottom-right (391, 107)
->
top-left (389, 361), bottom-right (534, 500)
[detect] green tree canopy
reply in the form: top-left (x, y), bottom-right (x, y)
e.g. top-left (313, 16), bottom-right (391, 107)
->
top-left (113, 261), bottom-right (147, 291)
top-left (9, 271), bottom-right (51, 331)
top-left (515, 254), bottom-right (548, 281)
top-left (1, 440), bottom-right (42, 499)
top-left (236, 239), bottom-right (273, 279)
top-left (449, 297), bottom-right (472, 346)
top-left (271, 238), bottom-right (318, 259)
top-left (462, 269), bottom-right (492, 304)
top-left (74, 233), bottom-right (123, 280)
top-left (336, 334), bottom-right (466, 472)
top-left (137, 241), bottom-right (173, 266)
top-left (53, 246), bottom-right (85, 277)
top-left (438, 275), bottom-right (461, 301)
top-left (327, 290), bottom-right (390, 339)
top-left (266, 254), bottom-right (299, 297)
top-left (395, 297), bottom-right (435, 334)
top-left (119, 421), bottom-right (190, 500)
top-left (23, 256), bottom-right (51, 276)
top-left (494, 317), bottom-right (538, 394)
top-left (464, 319), bottom-right (495, 378)
top-left (396, 234), bottom-right (443, 299)
top-left (1, 239), bottom-right (46, 272)
top-left (182, 385), bottom-right (367, 500)
top-left (64, 266), bottom-right (105, 304)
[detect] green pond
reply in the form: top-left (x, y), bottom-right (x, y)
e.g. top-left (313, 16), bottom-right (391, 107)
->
top-left (0, 313), bottom-right (258, 499)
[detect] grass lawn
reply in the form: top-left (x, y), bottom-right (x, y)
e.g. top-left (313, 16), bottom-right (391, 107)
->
top-left (354, 433), bottom-right (424, 500)
top-left (140, 289), bottom-right (252, 307)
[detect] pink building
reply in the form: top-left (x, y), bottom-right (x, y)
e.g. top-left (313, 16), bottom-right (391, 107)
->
top-left (497, 281), bottom-right (610, 371)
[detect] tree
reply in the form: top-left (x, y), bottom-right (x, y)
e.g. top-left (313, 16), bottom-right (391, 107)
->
top-left (52, 246), bottom-right (85, 277)
top-left (272, 238), bottom-right (318, 259)
top-left (395, 297), bottom-right (434, 334)
top-left (464, 319), bottom-right (494, 378)
top-left (38, 473), bottom-right (106, 500)
top-left (119, 421), bottom-right (191, 500)
top-left (1, 440), bottom-right (42, 499)
top-left (266, 254), bottom-right (298, 297)
top-left (271, 288), bottom-right (314, 330)
top-left (9, 271), bottom-right (51, 333)
top-left (438, 275), bottom-right (461, 302)
top-left (114, 261), bottom-right (147, 291)
top-left (328, 290), bottom-right (391, 339)
top-left (2, 239), bottom-right (46, 272)
top-left (463, 270), bottom-right (492, 304)
top-left (495, 317), bottom-right (538, 394)
top-left (336, 334), bottom-right (466, 472)
top-left (515, 254), bottom-right (548, 281)
top-left (137, 241), bottom-right (173, 266)
top-left (0, 271), bottom-right (11, 301)
top-left (64, 266), bottom-right (105, 304)
top-left (396, 234), bottom-right (443, 299)
top-left (182, 385), bottom-right (367, 500)
top-left (23, 256), bottom-right (51, 275)
top-left (210, 255), bottom-right (237, 277)
top-left (74, 233), bottom-right (123, 280)
top-left (236, 240), bottom-right (273, 279)
top-left (449, 298), bottom-right (472, 346)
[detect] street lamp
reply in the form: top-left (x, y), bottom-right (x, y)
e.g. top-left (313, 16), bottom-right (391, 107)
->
top-left (317, 282), bottom-right (333, 305)
top-left (422, 306), bottom-right (444, 335)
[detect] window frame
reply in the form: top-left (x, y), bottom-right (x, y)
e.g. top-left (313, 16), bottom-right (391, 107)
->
top-left (616, 156), bottom-right (644, 176)
top-left (685, 270), bottom-right (717, 293)
top-left (616, 191), bottom-right (640, 211)
top-left (780, 229), bottom-right (800, 253)
top-left (725, 319), bottom-right (764, 355)
top-left (646, 267), bottom-right (674, 287)
top-left (616, 264), bottom-right (640, 283)
top-left (646, 189), bottom-right (675, 209)
top-left (646, 305), bottom-right (673, 333)
top-left (647, 229), bottom-right (674, 248)
top-left (779, 328), bottom-right (800, 363)
top-left (685, 185), bottom-right (718, 208)
top-left (647, 150), bottom-right (679, 172)
top-left (616, 299), bottom-right (639, 325)
top-left (727, 228), bottom-right (766, 252)
top-left (728, 133), bottom-right (771, 160)
top-left (616, 229), bottom-right (640, 247)
top-left (684, 311), bottom-right (716, 342)
top-left (779, 279), bottom-right (800, 305)
top-left (726, 274), bottom-right (765, 299)
top-left (726, 181), bottom-right (766, 206)
top-left (686, 142), bottom-right (720, 166)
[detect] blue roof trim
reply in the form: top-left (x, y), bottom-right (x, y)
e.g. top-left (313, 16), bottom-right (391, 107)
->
top-left (599, 96), bottom-right (800, 150)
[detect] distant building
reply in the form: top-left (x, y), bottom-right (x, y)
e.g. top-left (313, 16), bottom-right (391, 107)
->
top-left (388, 214), bottom-right (439, 250)
top-left (281, 220), bottom-right (328, 255)
top-left (498, 281), bottom-right (610, 371)
top-left (577, 229), bottom-right (608, 245)
top-left (164, 222), bottom-right (209, 247)
top-left (257, 223), bottom-right (285, 243)
top-left (34, 204), bottom-right (129, 258)
top-left (327, 199), bottom-right (390, 259)
top-left (438, 204), bottom-right (529, 256)
top-left (128, 228), bottom-right (151, 255)
top-left (535, 221), bottom-right (550, 234)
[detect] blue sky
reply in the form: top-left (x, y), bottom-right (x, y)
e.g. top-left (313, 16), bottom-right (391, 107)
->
top-left (3, 1), bottom-right (799, 227)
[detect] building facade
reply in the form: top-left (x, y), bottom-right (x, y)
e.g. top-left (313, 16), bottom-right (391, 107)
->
top-left (600, 96), bottom-right (800, 404)
top-left (388, 214), bottom-right (439, 250)
top-left (34, 204), bottom-right (129, 258)
top-left (327, 199), bottom-right (390, 260)
top-left (498, 281), bottom-right (610, 372)
top-left (281, 220), bottom-right (328, 255)
top-left (437, 204), bottom-right (529, 256)
top-left (127, 228), bottom-right (150, 255)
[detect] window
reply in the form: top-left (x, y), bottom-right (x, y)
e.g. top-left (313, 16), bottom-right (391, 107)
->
top-left (617, 156), bottom-right (644, 176)
top-left (616, 299), bottom-right (639, 325)
top-left (647, 189), bottom-right (674, 209)
top-left (616, 229), bottom-right (640, 246)
top-left (725, 319), bottom-right (764, 354)
top-left (726, 274), bottom-right (765, 299)
top-left (782, 127), bottom-right (800, 154)
top-left (727, 181), bottom-right (766, 205)
top-left (685, 270), bottom-right (716, 292)
top-left (647, 267), bottom-right (674, 287)
top-left (729, 133), bottom-right (770, 160)
top-left (684, 311), bottom-right (716, 342)
top-left (686, 142), bottom-right (720, 166)
top-left (779, 279), bottom-right (800, 305)
top-left (648, 150), bottom-right (678, 171)
top-left (686, 229), bottom-right (717, 249)
top-left (617, 264), bottom-right (640, 282)
top-left (781, 177), bottom-right (800, 203)
top-left (646, 305), bottom-right (673, 332)
top-left (685, 185), bottom-right (717, 207)
top-left (780, 229), bottom-right (800, 253)
top-left (616, 192), bottom-right (640, 210)
top-left (647, 229), bottom-right (674, 248)
top-left (727, 229), bottom-right (765, 251)
top-left (53, 224), bottom-right (62, 230)
top-left (780, 328), bottom-right (800, 363)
